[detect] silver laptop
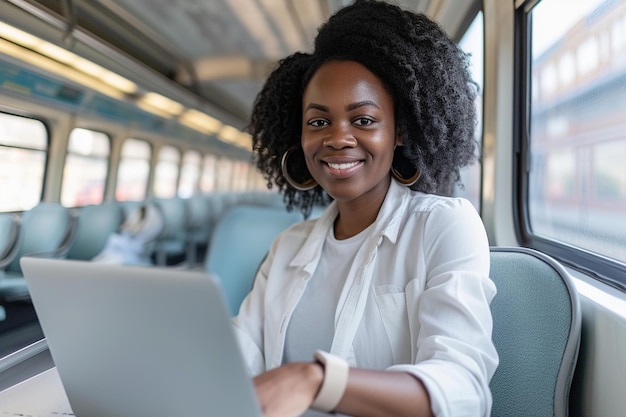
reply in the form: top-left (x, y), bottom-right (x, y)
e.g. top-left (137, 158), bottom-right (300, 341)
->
top-left (19, 257), bottom-right (262, 417)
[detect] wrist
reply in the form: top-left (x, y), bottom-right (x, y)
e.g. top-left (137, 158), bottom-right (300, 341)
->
top-left (309, 361), bottom-right (325, 393)
top-left (310, 350), bottom-right (349, 412)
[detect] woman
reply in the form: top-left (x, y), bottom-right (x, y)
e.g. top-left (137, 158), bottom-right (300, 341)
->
top-left (234, 1), bottom-right (498, 416)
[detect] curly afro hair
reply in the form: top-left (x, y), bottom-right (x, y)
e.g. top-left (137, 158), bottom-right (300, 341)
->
top-left (247, 0), bottom-right (479, 218)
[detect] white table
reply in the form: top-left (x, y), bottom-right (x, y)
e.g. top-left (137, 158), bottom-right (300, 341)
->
top-left (0, 367), bottom-right (73, 415)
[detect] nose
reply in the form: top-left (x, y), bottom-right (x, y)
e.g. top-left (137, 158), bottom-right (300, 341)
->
top-left (322, 121), bottom-right (357, 149)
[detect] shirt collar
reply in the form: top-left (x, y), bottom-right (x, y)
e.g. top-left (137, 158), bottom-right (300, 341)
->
top-left (374, 178), bottom-right (409, 245)
top-left (290, 178), bottom-right (409, 268)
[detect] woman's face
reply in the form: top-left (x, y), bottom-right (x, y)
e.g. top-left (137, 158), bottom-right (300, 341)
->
top-left (301, 60), bottom-right (399, 204)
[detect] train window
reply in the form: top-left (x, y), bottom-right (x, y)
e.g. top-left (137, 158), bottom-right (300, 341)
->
top-left (455, 11), bottom-right (484, 212)
top-left (61, 128), bottom-right (110, 207)
top-left (232, 161), bottom-right (250, 191)
top-left (115, 138), bottom-right (152, 201)
top-left (245, 163), bottom-right (263, 191)
top-left (247, 164), bottom-right (258, 190)
top-left (199, 154), bottom-right (217, 193)
top-left (153, 145), bottom-right (180, 198)
top-left (524, 0), bottom-right (626, 284)
top-left (0, 112), bottom-right (47, 212)
top-left (178, 150), bottom-right (201, 198)
top-left (216, 158), bottom-right (234, 191)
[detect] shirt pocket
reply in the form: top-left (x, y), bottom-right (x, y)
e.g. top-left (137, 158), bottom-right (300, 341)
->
top-left (373, 285), bottom-right (411, 363)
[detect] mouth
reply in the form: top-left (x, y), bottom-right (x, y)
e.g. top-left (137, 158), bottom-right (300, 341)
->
top-left (326, 161), bottom-right (361, 170)
top-left (322, 159), bottom-right (364, 178)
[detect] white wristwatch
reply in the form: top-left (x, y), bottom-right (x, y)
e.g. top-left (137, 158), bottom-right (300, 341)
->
top-left (310, 350), bottom-right (350, 412)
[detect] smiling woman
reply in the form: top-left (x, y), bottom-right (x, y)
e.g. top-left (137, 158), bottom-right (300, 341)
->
top-left (237, 2), bottom-right (495, 417)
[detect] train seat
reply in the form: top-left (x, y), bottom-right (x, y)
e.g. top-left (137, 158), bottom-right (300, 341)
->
top-left (239, 191), bottom-right (285, 208)
top-left (489, 246), bottom-right (581, 417)
top-left (185, 194), bottom-right (213, 265)
top-left (151, 197), bottom-right (188, 266)
top-left (66, 202), bottom-right (124, 261)
top-left (0, 214), bottom-right (21, 271)
top-left (0, 203), bottom-right (78, 302)
top-left (203, 193), bottom-right (226, 231)
top-left (0, 214), bottom-right (22, 320)
top-left (119, 200), bottom-right (142, 219)
top-left (204, 204), bottom-right (303, 316)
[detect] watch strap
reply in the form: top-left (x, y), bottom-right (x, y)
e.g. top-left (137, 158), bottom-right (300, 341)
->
top-left (310, 350), bottom-right (349, 412)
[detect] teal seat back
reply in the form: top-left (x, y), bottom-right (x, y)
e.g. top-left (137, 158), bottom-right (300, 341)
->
top-left (205, 205), bottom-right (302, 316)
top-left (186, 195), bottom-right (211, 234)
top-left (152, 197), bottom-right (188, 240)
top-left (66, 203), bottom-right (123, 260)
top-left (152, 197), bottom-right (188, 265)
top-left (0, 214), bottom-right (21, 270)
top-left (489, 247), bottom-right (581, 417)
top-left (185, 195), bottom-right (213, 263)
top-left (8, 203), bottom-right (76, 274)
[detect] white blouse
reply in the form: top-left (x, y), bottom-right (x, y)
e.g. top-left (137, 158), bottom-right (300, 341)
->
top-left (233, 179), bottom-right (499, 417)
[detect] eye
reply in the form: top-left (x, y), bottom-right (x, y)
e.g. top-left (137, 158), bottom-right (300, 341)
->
top-left (353, 117), bottom-right (375, 127)
top-left (307, 119), bottom-right (329, 127)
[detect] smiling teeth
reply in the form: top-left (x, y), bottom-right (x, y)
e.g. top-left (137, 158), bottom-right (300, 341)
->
top-left (327, 161), bottom-right (359, 170)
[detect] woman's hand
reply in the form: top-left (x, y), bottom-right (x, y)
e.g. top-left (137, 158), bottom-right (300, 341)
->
top-left (254, 362), bottom-right (324, 417)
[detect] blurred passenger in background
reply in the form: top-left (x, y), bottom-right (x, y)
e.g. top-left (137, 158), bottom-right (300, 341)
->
top-left (92, 203), bottom-right (162, 265)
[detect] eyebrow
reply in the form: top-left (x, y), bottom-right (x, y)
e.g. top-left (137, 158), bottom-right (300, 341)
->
top-left (346, 100), bottom-right (380, 111)
top-left (304, 100), bottom-right (380, 113)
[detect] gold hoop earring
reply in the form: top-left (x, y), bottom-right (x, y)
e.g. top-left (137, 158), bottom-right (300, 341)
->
top-left (391, 146), bottom-right (420, 187)
top-left (391, 166), bottom-right (421, 186)
top-left (281, 146), bottom-right (318, 191)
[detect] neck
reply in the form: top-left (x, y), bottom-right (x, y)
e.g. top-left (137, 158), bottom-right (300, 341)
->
top-left (334, 177), bottom-right (391, 240)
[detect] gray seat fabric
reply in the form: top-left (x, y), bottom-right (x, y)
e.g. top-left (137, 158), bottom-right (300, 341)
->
top-left (204, 205), bottom-right (302, 316)
top-left (489, 247), bottom-right (581, 417)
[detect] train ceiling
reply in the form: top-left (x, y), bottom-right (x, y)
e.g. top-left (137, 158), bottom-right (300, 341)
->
top-left (4, 0), bottom-right (479, 128)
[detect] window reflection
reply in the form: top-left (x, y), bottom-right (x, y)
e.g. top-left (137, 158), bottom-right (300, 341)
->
top-left (153, 145), bottom-right (180, 198)
top-left (116, 138), bottom-right (151, 202)
top-left (61, 128), bottom-right (110, 207)
top-left (529, 0), bottom-right (626, 262)
top-left (0, 113), bottom-right (47, 212)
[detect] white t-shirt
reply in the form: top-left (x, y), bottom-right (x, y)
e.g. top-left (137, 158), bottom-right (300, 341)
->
top-left (283, 223), bottom-right (372, 364)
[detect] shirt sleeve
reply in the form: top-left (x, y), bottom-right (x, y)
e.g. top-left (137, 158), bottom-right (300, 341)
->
top-left (388, 198), bottom-right (498, 417)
